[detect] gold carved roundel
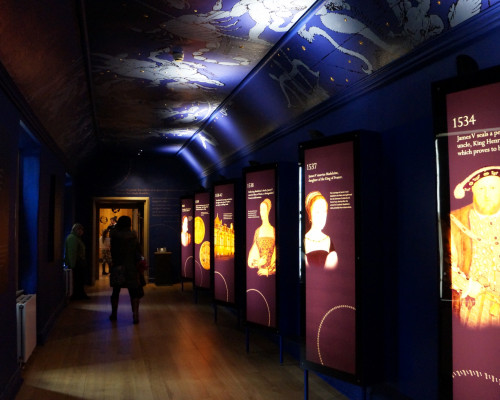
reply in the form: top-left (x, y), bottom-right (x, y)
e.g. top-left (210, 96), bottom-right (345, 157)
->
top-left (194, 217), bottom-right (205, 244)
top-left (200, 241), bottom-right (211, 270)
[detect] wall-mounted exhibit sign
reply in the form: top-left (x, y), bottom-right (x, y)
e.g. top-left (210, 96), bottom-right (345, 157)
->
top-left (180, 197), bottom-right (194, 280)
top-left (194, 192), bottom-right (211, 289)
top-left (213, 183), bottom-right (236, 304)
top-left (300, 136), bottom-right (357, 378)
top-left (245, 166), bottom-right (278, 329)
top-left (434, 66), bottom-right (500, 400)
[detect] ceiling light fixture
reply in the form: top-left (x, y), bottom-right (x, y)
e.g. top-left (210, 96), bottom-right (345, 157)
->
top-left (172, 46), bottom-right (184, 62)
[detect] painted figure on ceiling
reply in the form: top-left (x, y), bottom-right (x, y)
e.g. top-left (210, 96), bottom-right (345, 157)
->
top-left (94, 52), bottom-right (224, 90)
top-left (388, 0), bottom-right (482, 46)
top-left (215, 0), bottom-right (310, 44)
top-left (269, 52), bottom-right (328, 109)
top-left (299, 0), bottom-right (398, 74)
top-left (388, 0), bottom-right (444, 45)
top-left (160, 0), bottom-right (310, 65)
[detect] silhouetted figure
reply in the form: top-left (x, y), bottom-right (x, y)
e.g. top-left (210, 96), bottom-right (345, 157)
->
top-left (109, 216), bottom-right (144, 324)
top-left (64, 223), bottom-right (90, 300)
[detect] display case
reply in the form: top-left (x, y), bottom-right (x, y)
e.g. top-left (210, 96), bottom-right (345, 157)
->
top-left (194, 191), bottom-right (211, 290)
top-left (433, 65), bottom-right (500, 400)
top-left (180, 197), bottom-right (194, 282)
top-left (213, 181), bottom-right (237, 305)
top-left (244, 164), bottom-right (279, 330)
top-left (300, 134), bottom-right (357, 381)
top-left (299, 131), bottom-right (382, 386)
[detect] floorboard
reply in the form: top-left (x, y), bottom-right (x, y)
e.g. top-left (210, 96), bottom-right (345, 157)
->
top-left (15, 276), bottom-right (348, 400)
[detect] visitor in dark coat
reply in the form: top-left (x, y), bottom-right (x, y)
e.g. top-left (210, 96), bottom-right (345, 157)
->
top-left (109, 216), bottom-right (144, 324)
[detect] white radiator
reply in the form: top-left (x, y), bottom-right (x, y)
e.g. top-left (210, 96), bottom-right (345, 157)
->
top-left (16, 294), bottom-right (37, 363)
top-left (64, 268), bottom-right (73, 297)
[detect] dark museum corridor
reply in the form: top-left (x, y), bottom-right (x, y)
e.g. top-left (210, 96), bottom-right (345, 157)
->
top-left (1, 1), bottom-right (500, 400)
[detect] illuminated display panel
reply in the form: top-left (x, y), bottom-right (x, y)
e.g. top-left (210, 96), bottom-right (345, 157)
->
top-left (180, 197), bottom-right (194, 280)
top-left (213, 183), bottom-right (236, 304)
top-left (194, 192), bottom-right (211, 289)
top-left (436, 71), bottom-right (500, 400)
top-left (245, 166), bottom-right (278, 329)
top-left (301, 138), bottom-right (357, 377)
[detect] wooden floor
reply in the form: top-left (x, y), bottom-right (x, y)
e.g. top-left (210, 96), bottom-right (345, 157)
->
top-left (15, 275), bottom-right (348, 400)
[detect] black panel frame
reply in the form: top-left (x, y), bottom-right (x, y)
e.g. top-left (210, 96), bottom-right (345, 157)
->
top-left (212, 179), bottom-right (239, 307)
top-left (243, 163), bottom-right (280, 333)
top-left (193, 191), bottom-right (212, 290)
top-left (298, 131), bottom-right (362, 385)
top-left (432, 64), bottom-right (500, 400)
top-left (180, 196), bottom-right (195, 283)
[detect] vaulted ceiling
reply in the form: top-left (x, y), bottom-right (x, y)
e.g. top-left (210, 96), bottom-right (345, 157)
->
top-left (0, 0), bottom-right (494, 175)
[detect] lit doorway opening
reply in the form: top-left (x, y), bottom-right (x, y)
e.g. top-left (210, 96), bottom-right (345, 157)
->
top-left (92, 197), bottom-right (150, 284)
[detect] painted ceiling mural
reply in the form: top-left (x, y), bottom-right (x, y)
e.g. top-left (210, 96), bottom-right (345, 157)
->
top-left (86, 0), bottom-right (316, 154)
top-left (84, 0), bottom-right (496, 173)
top-left (176, 0), bottom-right (496, 173)
top-left (0, 0), bottom-right (497, 173)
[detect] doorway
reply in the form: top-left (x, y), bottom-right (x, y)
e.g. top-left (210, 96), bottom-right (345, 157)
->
top-left (92, 197), bottom-right (150, 283)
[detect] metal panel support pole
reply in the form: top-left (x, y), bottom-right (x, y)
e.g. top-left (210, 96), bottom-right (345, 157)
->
top-left (245, 327), bottom-right (250, 353)
top-left (304, 369), bottom-right (309, 400)
top-left (279, 334), bottom-right (283, 364)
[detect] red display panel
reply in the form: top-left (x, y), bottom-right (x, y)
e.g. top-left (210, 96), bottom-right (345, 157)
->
top-left (180, 197), bottom-right (194, 279)
top-left (213, 183), bottom-right (236, 304)
top-left (302, 139), bottom-right (357, 376)
top-left (245, 167), bottom-right (277, 328)
top-left (438, 78), bottom-right (500, 400)
top-left (194, 192), bottom-right (211, 289)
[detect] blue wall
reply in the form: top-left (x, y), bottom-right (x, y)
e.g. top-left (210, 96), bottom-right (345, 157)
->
top-left (18, 151), bottom-right (39, 294)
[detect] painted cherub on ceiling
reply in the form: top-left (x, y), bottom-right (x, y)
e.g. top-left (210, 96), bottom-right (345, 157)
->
top-left (267, 0), bottom-right (398, 110)
top-left (389, 0), bottom-right (444, 46)
top-left (389, 0), bottom-right (482, 46)
top-left (211, 0), bottom-right (311, 44)
top-left (93, 50), bottom-right (223, 127)
top-left (94, 50), bottom-right (224, 90)
top-left (160, 0), bottom-right (313, 65)
top-left (447, 0), bottom-right (482, 27)
top-left (298, 0), bottom-right (399, 75)
top-left (297, 0), bottom-right (485, 76)
top-left (269, 53), bottom-right (329, 109)
top-left (270, 0), bottom-right (486, 110)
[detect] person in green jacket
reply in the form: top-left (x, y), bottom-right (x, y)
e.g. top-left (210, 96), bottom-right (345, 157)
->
top-left (65, 223), bottom-right (90, 300)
